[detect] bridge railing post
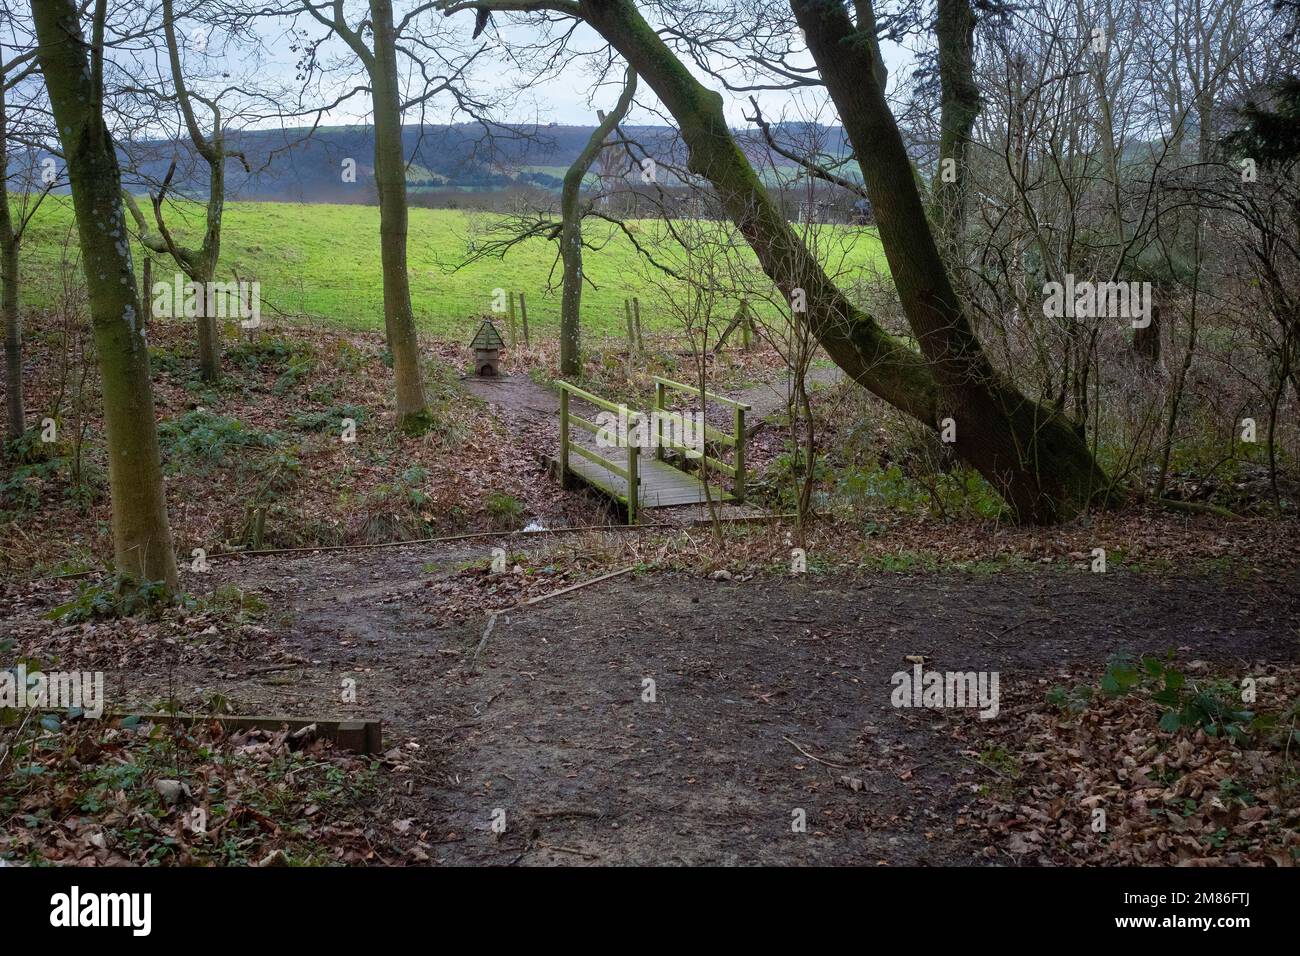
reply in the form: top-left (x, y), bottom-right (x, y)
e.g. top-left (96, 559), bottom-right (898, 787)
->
top-left (733, 406), bottom-right (746, 501)
top-left (559, 387), bottom-right (570, 487)
top-left (627, 418), bottom-right (640, 525)
top-left (654, 381), bottom-right (665, 462)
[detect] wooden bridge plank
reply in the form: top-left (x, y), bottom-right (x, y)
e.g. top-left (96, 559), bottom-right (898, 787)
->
top-left (567, 454), bottom-right (734, 509)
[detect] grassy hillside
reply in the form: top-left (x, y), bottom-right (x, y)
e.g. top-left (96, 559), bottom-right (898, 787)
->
top-left (18, 198), bottom-right (885, 340)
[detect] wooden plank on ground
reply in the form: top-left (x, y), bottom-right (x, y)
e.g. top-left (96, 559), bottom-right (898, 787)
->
top-left (19, 710), bottom-right (384, 755)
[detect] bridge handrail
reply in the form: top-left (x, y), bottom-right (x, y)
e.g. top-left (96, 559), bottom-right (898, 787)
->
top-left (652, 378), bottom-right (747, 502)
top-left (652, 375), bottom-right (752, 411)
top-left (556, 379), bottom-right (642, 523)
top-left (556, 379), bottom-right (637, 416)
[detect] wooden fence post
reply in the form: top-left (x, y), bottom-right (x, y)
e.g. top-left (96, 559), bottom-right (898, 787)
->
top-left (654, 380), bottom-right (665, 462)
top-left (519, 292), bottom-right (530, 346)
top-left (633, 296), bottom-right (644, 350)
top-left (627, 431), bottom-right (639, 525)
top-left (733, 406), bottom-right (746, 501)
top-left (559, 387), bottom-right (570, 485)
top-left (740, 298), bottom-right (752, 350)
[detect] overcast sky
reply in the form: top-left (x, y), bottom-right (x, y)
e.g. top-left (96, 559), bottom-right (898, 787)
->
top-left (0, 4), bottom-right (916, 137)
top-left (183, 7), bottom-right (916, 132)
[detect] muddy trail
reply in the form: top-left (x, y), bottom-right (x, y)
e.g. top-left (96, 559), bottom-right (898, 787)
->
top-left (12, 365), bottom-right (1295, 866)
top-left (118, 542), bottom-right (1298, 866)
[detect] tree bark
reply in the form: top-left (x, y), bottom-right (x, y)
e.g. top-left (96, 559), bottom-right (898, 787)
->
top-left (573, 0), bottom-right (1112, 521)
top-left (788, 0), bottom-right (1112, 522)
top-left (1133, 303), bottom-right (1161, 364)
top-left (932, 0), bottom-right (978, 262)
top-left (560, 68), bottom-right (636, 376)
top-left (576, 0), bottom-right (939, 427)
top-left (369, 0), bottom-right (429, 431)
top-left (1, 77), bottom-right (21, 438)
top-left (31, 0), bottom-right (178, 586)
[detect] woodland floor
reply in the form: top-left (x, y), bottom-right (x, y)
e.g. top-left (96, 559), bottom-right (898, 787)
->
top-left (14, 545), bottom-right (1294, 865)
top-left (3, 330), bottom-right (1298, 866)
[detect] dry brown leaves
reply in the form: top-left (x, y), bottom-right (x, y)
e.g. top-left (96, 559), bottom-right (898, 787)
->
top-left (952, 664), bottom-right (1300, 866)
top-left (0, 718), bottom-right (399, 866)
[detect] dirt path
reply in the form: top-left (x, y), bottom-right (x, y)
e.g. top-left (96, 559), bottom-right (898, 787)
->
top-left (731, 364), bottom-right (845, 422)
top-left (161, 546), bottom-right (1299, 865)
top-left (463, 364), bottom-right (843, 434)
top-left (463, 372), bottom-right (561, 424)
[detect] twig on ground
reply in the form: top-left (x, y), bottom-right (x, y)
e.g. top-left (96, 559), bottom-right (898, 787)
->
top-left (782, 735), bottom-right (854, 770)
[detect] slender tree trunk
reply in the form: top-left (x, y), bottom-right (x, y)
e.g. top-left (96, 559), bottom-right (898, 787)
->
top-left (193, 267), bottom-right (219, 381)
top-left (1, 226), bottom-right (19, 440)
top-left (1, 199), bottom-right (21, 440)
top-left (161, 0), bottom-right (222, 382)
top-left (933, 0), bottom-right (978, 262)
top-left (369, 0), bottom-right (428, 431)
top-left (1, 80), bottom-right (23, 439)
top-left (560, 68), bottom-right (636, 376)
top-left (31, 0), bottom-right (178, 587)
top-left (789, 0), bottom-right (1112, 522)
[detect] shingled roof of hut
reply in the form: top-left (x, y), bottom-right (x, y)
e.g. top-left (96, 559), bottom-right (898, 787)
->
top-left (470, 319), bottom-right (506, 350)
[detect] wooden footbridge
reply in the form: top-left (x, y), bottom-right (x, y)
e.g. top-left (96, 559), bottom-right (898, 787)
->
top-left (555, 376), bottom-right (750, 522)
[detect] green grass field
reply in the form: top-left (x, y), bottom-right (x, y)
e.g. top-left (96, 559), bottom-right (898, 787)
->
top-left (19, 197), bottom-right (885, 340)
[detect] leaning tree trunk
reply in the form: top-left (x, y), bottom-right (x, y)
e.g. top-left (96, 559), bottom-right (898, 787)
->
top-left (789, 0), bottom-right (1112, 522)
top-left (369, 0), bottom-right (429, 432)
top-left (1, 80), bottom-right (23, 439)
top-left (31, 0), bottom-right (178, 587)
top-left (560, 68), bottom-right (636, 376)
top-left (576, 0), bottom-right (939, 426)
top-left (576, 0), bottom-right (1111, 521)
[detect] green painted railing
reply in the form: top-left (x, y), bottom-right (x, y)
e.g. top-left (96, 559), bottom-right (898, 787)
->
top-left (652, 376), bottom-right (750, 502)
top-left (556, 377), bottom-right (751, 520)
top-left (557, 380), bottom-right (642, 523)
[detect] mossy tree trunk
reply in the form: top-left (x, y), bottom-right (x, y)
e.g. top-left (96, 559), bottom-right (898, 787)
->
top-left (791, 0), bottom-right (1111, 521)
top-left (559, 68), bottom-right (636, 376)
top-left (566, 0), bottom-right (1114, 522)
top-left (31, 0), bottom-right (178, 586)
top-left (299, 0), bottom-right (430, 431)
top-left (1, 77), bottom-right (21, 439)
top-left (368, 0), bottom-right (429, 430)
